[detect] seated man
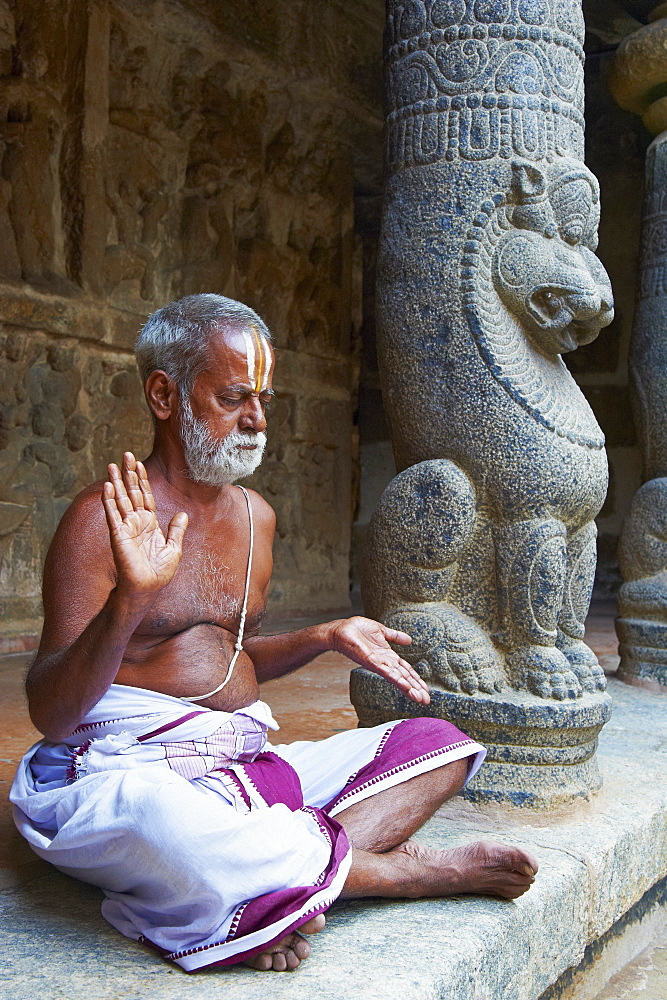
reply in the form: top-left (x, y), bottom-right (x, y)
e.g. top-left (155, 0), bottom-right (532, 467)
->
top-left (11, 294), bottom-right (537, 973)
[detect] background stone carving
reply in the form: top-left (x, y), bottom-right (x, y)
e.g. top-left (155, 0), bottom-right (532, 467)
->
top-left (0, 0), bottom-right (383, 636)
top-left (0, 325), bottom-right (152, 625)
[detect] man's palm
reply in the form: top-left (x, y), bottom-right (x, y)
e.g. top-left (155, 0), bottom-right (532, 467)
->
top-left (331, 616), bottom-right (431, 705)
top-left (102, 453), bottom-right (188, 596)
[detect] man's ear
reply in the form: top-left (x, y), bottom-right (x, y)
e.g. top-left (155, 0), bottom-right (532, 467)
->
top-left (145, 371), bottom-right (177, 421)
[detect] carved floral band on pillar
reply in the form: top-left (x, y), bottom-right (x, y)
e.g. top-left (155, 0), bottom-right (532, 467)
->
top-left (385, 3), bottom-right (585, 170)
top-left (609, 4), bottom-right (667, 693)
top-left (351, 0), bottom-right (615, 808)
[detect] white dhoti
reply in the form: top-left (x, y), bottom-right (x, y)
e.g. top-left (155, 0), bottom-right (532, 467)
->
top-left (10, 684), bottom-right (486, 971)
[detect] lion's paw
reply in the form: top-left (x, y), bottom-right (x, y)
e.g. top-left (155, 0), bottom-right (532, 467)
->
top-left (420, 647), bottom-right (503, 695)
top-left (557, 635), bottom-right (607, 692)
top-left (386, 606), bottom-right (504, 695)
top-left (507, 645), bottom-right (583, 700)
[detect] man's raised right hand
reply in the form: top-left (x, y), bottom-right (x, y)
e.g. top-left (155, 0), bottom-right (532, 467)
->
top-left (102, 452), bottom-right (188, 599)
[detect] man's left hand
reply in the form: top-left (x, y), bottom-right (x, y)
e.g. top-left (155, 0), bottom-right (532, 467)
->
top-left (329, 617), bottom-right (430, 705)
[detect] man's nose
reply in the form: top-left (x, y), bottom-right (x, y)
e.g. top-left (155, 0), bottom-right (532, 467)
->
top-left (239, 397), bottom-right (267, 433)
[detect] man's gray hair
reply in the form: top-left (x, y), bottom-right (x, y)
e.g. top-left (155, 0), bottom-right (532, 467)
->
top-left (135, 294), bottom-right (271, 397)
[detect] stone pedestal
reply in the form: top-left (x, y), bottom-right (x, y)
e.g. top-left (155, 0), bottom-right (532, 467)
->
top-left (359, 1), bottom-right (615, 805)
top-left (617, 468), bottom-right (667, 691)
top-left (609, 16), bottom-right (667, 693)
top-left (616, 617), bottom-right (667, 690)
top-left (351, 668), bottom-right (611, 810)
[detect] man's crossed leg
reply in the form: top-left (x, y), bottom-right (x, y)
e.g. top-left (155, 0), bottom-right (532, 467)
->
top-left (246, 758), bottom-right (538, 971)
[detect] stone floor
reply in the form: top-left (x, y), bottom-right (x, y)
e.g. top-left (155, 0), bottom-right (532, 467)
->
top-left (2, 600), bottom-right (666, 999)
top-left (592, 938), bottom-right (667, 1000)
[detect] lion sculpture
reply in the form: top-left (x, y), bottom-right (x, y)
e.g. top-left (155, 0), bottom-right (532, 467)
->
top-left (364, 158), bottom-right (614, 701)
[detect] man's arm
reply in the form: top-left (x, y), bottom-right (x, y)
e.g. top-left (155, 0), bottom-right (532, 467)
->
top-left (244, 617), bottom-right (431, 705)
top-left (26, 454), bottom-right (187, 741)
top-left (27, 588), bottom-right (157, 742)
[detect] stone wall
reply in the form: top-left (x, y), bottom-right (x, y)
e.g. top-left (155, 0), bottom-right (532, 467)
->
top-left (0, 0), bottom-right (385, 637)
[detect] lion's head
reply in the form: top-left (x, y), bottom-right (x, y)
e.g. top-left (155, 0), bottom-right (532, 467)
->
top-left (493, 162), bottom-right (613, 356)
top-left (462, 159), bottom-right (614, 449)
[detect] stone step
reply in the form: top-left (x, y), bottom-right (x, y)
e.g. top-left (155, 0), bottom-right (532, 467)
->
top-left (1, 676), bottom-right (666, 1000)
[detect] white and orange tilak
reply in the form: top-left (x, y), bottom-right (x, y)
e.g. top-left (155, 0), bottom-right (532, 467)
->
top-left (241, 325), bottom-right (272, 391)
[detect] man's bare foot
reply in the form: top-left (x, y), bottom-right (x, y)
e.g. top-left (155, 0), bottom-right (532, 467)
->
top-left (244, 914), bottom-right (326, 971)
top-left (342, 838), bottom-right (538, 900)
top-left (389, 839), bottom-right (538, 900)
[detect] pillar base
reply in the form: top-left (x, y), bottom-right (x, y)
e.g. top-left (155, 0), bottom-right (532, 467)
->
top-left (616, 616), bottom-right (667, 691)
top-left (349, 668), bottom-right (612, 810)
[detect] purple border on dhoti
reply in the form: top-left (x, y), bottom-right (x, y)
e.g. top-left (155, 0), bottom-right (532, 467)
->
top-left (167, 717), bottom-right (483, 971)
top-left (323, 718), bottom-right (481, 815)
top-left (238, 751), bottom-right (305, 810)
top-left (162, 807), bottom-right (349, 969)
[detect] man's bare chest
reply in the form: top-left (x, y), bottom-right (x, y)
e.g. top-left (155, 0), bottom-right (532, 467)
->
top-left (135, 524), bottom-right (266, 638)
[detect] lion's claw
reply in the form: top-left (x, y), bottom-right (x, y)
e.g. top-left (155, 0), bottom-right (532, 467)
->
top-left (386, 605), bottom-right (504, 695)
top-left (508, 645), bottom-right (583, 700)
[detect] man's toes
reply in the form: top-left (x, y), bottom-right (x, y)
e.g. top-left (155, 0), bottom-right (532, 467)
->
top-left (300, 913), bottom-right (326, 935)
top-left (492, 870), bottom-right (535, 900)
top-left (500, 878), bottom-right (535, 899)
top-left (505, 847), bottom-right (539, 877)
top-left (484, 841), bottom-right (538, 877)
top-left (517, 849), bottom-right (539, 876)
top-left (292, 934), bottom-right (312, 962)
top-left (245, 952), bottom-right (273, 971)
top-left (272, 950), bottom-right (288, 972)
top-left (496, 885), bottom-right (528, 900)
top-left (272, 942), bottom-right (306, 971)
top-left (285, 948), bottom-right (301, 970)
top-left (243, 919), bottom-right (324, 972)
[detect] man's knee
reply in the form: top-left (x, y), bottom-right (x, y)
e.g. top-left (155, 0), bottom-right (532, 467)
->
top-left (440, 755), bottom-right (470, 795)
top-left (390, 718), bottom-right (474, 797)
top-left (387, 717), bottom-right (475, 761)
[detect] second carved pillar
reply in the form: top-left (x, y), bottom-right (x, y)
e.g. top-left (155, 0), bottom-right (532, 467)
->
top-left (609, 7), bottom-right (667, 693)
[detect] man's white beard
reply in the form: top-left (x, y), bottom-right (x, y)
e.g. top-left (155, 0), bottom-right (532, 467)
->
top-left (179, 395), bottom-right (266, 486)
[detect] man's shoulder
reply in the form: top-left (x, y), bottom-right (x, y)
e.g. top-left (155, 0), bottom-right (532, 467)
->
top-left (60, 480), bottom-right (107, 528)
top-left (47, 480), bottom-right (110, 563)
top-left (244, 488), bottom-right (276, 528)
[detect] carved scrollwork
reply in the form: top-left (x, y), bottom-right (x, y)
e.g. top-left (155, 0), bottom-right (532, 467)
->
top-left (432, 0), bottom-right (468, 27)
top-left (386, 0), bottom-right (584, 44)
top-left (435, 38), bottom-right (489, 81)
top-left (385, 0), bottom-right (583, 168)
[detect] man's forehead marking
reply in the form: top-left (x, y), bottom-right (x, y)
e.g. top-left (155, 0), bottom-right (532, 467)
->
top-left (241, 327), bottom-right (256, 386)
top-left (240, 325), bottom-right (271, 392)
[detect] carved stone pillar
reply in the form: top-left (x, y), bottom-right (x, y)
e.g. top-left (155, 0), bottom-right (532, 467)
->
top-left (351, 0), bottom-right (615, 808)
top-left (608, 9), bottom-right (667, 693)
